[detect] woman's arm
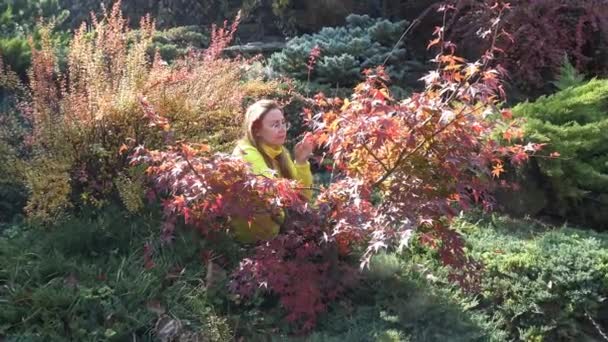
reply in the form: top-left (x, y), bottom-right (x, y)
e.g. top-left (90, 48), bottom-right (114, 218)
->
top-left (293, 160), bottom-right (313, 200)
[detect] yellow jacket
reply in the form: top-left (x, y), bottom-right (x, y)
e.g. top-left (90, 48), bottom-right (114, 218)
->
top-left (230, 138), bottom-right (313, 243)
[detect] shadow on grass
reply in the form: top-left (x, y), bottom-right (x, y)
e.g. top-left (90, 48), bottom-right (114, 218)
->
top-left (281, 253), bottom-right (502, 342)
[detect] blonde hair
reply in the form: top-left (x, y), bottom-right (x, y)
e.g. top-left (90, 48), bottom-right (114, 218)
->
top-left (243, 99), bottom-right (294, 179)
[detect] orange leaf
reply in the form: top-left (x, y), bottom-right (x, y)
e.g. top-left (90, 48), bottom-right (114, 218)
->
top-left (491, 163), bottom-right (505, 178)
top-left (118, 144), bottom-right (128, 155)
top-left (316, 133), bottom-right (329, 146)
top-left (472, 123), bottom-right (484, 134)
top-left (193, 143), bottom-right (211, 153)
top-left (181, 144), bottom-right (197, 158)
top-left (427, 38), bottom-right (441, 49)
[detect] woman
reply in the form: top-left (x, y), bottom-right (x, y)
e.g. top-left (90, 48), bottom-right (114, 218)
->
top-left (231, 99), bottom-right (315, 243)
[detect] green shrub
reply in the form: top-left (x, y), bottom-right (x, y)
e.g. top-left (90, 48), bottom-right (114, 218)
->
top-left (512, 78), bottom-right (608, 229)
top-left (456, 215), bottom-right (608, 341)
top-left (0, 68), bottom-right (29, 223)
top-left (0, 143), bottom-right (27, 223)
top-left (269, 14), bottom-right (423, 96)
top-left (4, 208), bottom-right (608, 341)
top-left (551, 55), bottom-right (586, 91)
top-left (0, 206), bottom-right (241, 341)
top-left (0, 37), bottom-right (31, 76)
top-left (0, 0), bottom-right (69, 34)
top-left (144, 25), bottom-right (208, 64)
top-left (0, 0), bottom-right (70, 76)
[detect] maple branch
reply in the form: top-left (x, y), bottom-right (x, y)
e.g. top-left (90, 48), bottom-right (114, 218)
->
top-left (425, 6), bottom-right (507, 110)
top-left (295, 186), bottom-right (323, 192)
top-left (531, 154), bottom-right (573, 161)
top-left (381, 2), bottom-right (440, 66)
top-left (363, 143), bottom-right (390, 173)
top-left (586, 310), bottom-right (608, 342)
top-left (255, 173), bottom-right (323, 193)
top-left (182, 150), bottom-right (206, 185)
top-left (372, 104), bottom-right (483, 188)
top-left (180, 152), bottom-right (291, 226)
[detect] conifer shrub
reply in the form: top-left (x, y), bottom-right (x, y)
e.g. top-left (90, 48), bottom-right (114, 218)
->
top-left (512, 78), bottom-right (608, 229)
top-left (0, 0), bottom-right (70, 76)
top-left (0, 37), bottom-right (31, 77)
top-left (269, 14), bottom-right (424, 96)
top-left (301, 252), bottom-right (507, 342)
top-left (457, 215), bottom-right (608, 341)
top-left (145, 25), bottom-right (209, 64)
top-left (0, 206), bottom-right (238, 341)
top-left (551, 56), bottom-right (586, 91)
top-left (3, 210), bottom-right (608, 340)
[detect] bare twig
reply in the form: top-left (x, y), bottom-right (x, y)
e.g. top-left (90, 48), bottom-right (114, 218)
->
top-left (586, 310), bottom-right (608, 341)
top-left (382, 3), bottom-right (441, 66)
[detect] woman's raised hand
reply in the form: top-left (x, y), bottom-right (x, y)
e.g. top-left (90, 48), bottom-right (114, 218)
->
top-left (294, 133), bottom-right (315, 164)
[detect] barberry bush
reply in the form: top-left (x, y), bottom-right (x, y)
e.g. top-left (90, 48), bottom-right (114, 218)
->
top-left (0, 0), bottom-right (292, 222)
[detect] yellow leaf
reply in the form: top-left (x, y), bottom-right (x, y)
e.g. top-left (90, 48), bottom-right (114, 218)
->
top-left (354, 83), bottom-right (366, 93)
top-left (341, 98), bottom-right (351, 111)
top-left (444, 63), bottom-right (463, 71)
top-left (379, 88), bottom-right (391, 100)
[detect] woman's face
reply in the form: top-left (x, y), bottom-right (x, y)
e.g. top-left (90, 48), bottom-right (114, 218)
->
top-left (255, 108), bottom-right (288, 146)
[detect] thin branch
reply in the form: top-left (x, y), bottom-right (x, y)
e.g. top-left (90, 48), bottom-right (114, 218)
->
top-left (586, 310), bottom-right (608, 341)
top-left (382, 3), bottom-right (441, 66)
top-left (363, 143), bottom-right (390, 173)
top-left (295, 186), bottom-right (323, 192)
top-left (372, 104), bottom-right (483, 188)
top-left (182, 149), bottom-right (206, 184)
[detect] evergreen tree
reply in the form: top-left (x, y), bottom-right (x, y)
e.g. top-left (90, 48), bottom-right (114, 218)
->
top-left (270, 14), bottom-right (424, 95)
top-left (514, 79), bottom-right (608, 229)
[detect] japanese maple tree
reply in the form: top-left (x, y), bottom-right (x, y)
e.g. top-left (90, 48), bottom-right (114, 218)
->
top-left (303, 3), bottom-right (544, 275)
top-left (131, 3), bottom-right (548, 332)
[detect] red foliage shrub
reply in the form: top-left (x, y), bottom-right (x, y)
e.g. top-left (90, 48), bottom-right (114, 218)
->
top-left (229, 209), bottom-right (358, 332)
top-left (445, 0), bottom-right (608, 94)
